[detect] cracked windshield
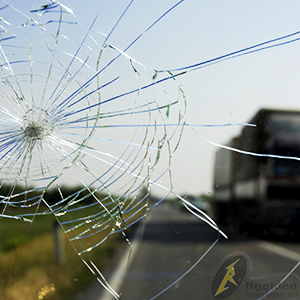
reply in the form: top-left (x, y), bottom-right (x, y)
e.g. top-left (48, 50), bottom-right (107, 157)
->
top-left (1, 1), bottom-right (300, 300)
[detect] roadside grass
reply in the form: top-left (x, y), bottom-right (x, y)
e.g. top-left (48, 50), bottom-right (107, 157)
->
top-left (0, 214), bottom-right (112, 299)
top-left (0, 201), bottom-right (146, 300)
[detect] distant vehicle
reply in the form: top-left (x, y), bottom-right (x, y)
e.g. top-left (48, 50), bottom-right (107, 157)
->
top-left (213, 109), bottom-right (300, 234)
top-left (180, 195), bottom-right (210, 214)
top-left (191, 199), bottom-right (210, 213)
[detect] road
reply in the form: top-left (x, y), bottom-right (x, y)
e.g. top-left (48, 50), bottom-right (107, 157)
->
top-left (78, 202), bottom-right (300, 300)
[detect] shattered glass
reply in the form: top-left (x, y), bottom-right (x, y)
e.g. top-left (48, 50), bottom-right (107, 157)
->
top-left (1, 1), bottom-right (300, 300)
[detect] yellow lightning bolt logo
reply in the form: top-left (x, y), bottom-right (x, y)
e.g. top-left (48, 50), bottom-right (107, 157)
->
top-left (214, 258), bottom-right (240, 296)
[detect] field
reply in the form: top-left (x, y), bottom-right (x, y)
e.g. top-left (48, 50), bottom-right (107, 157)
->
top-left (0, 207), bottom-right (122, 300)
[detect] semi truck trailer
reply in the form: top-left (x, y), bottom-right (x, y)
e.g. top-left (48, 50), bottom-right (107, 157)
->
top-left (213, 109), bottom-right (300, 234)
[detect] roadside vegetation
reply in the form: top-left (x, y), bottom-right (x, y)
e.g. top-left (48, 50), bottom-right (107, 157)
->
top-left (0, 209), bottom-right (120, 300)
top-left (0, 185), bottom-right (146, 300)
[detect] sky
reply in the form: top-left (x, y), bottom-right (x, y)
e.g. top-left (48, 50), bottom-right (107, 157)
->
top-left (123, 0), bottom-right (300, 197)
top-left (98, 0), bottom-right (300, 197)
top-left (2, 0), bottom-right (300, 198)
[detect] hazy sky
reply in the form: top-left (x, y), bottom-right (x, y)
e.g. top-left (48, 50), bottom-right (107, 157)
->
top-left (124, 0), bottom-right (300, 196)
top-left (88, 0), bottom-right (300, 197)
top-left (3, 0), bottom-right (300, 198)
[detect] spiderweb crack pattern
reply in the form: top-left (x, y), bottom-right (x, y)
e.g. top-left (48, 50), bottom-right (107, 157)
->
top-left (0, 1), bottom-right (192, 297)
top-left (1, 1), bottom-right (300, 299)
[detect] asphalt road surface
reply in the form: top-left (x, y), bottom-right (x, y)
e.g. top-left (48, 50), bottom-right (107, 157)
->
top-left (78, 202), bottom-right (300, 300)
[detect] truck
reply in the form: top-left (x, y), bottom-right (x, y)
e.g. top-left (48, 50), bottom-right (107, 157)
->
top-left (213, 109), bottom-right (300, 234)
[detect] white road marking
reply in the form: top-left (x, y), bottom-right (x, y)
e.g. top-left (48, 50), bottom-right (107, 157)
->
top-left (258, 241), bottom-right (300, 262)
top-left (99, 220), bottom-right (145, 300)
